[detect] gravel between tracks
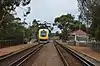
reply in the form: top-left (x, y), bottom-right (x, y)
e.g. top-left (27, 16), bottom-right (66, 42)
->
top-left (32, 44), bottom-right (64, 66)
top-left (57, 45), bottom-right (83, 66)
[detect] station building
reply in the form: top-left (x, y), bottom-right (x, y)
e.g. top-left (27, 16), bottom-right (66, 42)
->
top-left (69, 29), bottom-right (88, 45)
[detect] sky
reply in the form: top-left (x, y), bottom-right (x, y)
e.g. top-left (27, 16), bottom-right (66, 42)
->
top-left (15, 0), bottom-right (79, 32)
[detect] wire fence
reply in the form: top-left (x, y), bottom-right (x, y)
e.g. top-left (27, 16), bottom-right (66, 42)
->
top-left (66, 41), bottom-right (100, 52)
top-left (0, 40), bottom-right (24, 48)
top-left (88, 42), bottom-right (100, 52)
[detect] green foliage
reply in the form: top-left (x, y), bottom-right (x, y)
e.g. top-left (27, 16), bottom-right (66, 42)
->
top-left (70, 20), bottom-right (86, 31)
top-left (90, 13), bottom-right (100, 40)
top-left (54, 13), bottom-right (86, 40)
top-left (0, 0), bottom-right (31, 41)
top-left (55, 14), bottom-right (73, 39)
top-left (32, 19), bottom-right (39, 28)
top-left (95, 28), bottom-right (100, 41)
top-left (27, 19), bottom-right (53, 39)
top-left (0, 19), bottom-right (26, 40)
top-left (26, 19), bottom-right (40, 39)
top-left (0, 0), bottom-right (31, 24)
top-left (78, 0), bottom-right (100, 40)
top-left (55, 14), bottom-right (74, 29)
top-left (55, 31), bottom-right (59, 36)
top-left (89, 6), bottom-right (100, 40)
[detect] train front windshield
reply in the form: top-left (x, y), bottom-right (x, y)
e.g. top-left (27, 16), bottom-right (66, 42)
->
top-left (41, 30), bottom-right (47, 37)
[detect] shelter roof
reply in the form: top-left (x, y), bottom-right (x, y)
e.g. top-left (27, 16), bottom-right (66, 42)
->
top-left (70, 29), bottom-right (87, 36)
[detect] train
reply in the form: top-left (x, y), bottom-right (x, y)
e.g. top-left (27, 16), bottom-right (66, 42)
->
top-left (38, 29), bottom-right (49, 44)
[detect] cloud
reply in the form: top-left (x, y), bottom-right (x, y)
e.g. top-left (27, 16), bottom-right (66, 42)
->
top-left (24, 0), bottom-right (79, 22)
top-left (16, 0), bottom-right (79, 30)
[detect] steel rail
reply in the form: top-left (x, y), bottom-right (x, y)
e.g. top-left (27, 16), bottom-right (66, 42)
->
top-left (0, 44), bottom-right (39, 66)
top-left (0, 44), bottom-right (38, 60)
top-left (54, 44), bottom-right (69, 66)
top-left (9, 44), bottom-right (44, 66)
top-left (54, 40), bottom-right (95, 66)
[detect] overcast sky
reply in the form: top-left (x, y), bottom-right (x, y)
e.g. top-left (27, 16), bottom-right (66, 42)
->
top-left (16, 0), bottom-right (79, 32)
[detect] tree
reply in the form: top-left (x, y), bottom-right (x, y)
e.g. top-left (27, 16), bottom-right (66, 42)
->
top-left (31, 19), bottom-right (40, 39)
top-left (78, 0), bottom-right (100, 40)
top-left (70, 20), bottom-right (86, 31)
top-left (95, 27), bottom-right (100, 41)
top-left (54, 13), bottom-right (86, 40)
top-left (55, 14), bottom-right (74, 40)
top-left (0, 0), bottom-right (31, 42)
top-left (77, 0), bottom-right (100, 24)
top-left (55, 31), bottom-right (59, 36)
top-left (0, 18), bottom-right (26, 40)
top-left (0, 0), bottom-right (31, 24)
top-left (32, 19), bottom-right (40, 28)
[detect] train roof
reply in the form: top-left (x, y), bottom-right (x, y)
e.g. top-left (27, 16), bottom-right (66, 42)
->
top-left (39, 29), bottom-right (48, 30)
top-left (39, 29), bottom-right (49, 32)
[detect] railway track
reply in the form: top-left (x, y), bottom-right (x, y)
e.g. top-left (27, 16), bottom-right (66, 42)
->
top-left (0, 44), bottom-right (44, 66)
top-left (54, 40), bottom-right (95, 66)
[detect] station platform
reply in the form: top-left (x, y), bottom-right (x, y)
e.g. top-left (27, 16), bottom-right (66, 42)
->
top-left (56, 40), bottom-right (100, 62)
top-left (0, 43), bottom-right (35, 57)
top-left (68, 46), bottom-right (100, 62)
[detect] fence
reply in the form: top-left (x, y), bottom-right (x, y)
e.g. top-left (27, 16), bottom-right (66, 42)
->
top-left (66, 40), bottom-right (100, 52)
top-left (0, 39), bottom-right (24, 48)
top-left (88, 42), bottom-right (100, 52)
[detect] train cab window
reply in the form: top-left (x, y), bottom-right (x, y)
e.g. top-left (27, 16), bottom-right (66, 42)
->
top-left (41, 30), bottom-right (47, 37)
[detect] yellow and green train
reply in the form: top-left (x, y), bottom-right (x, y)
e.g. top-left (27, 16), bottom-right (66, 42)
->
top-left (38, 29), bottom-right (49, 44)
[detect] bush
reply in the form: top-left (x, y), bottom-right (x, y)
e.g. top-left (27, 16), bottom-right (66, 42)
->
top-left (95, 28), bottom-right (100, 41)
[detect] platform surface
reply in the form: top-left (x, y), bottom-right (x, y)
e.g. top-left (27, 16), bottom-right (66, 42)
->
top-left (69, 46), bottom-right (100, 62)
top-left (0, 43), bottom-right (36, 57)
top-left (56, 40), bottom-right (100, 62)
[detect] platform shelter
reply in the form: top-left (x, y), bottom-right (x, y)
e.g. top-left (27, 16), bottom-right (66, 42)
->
top-left (69, 29), bottom-right (88, 45)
